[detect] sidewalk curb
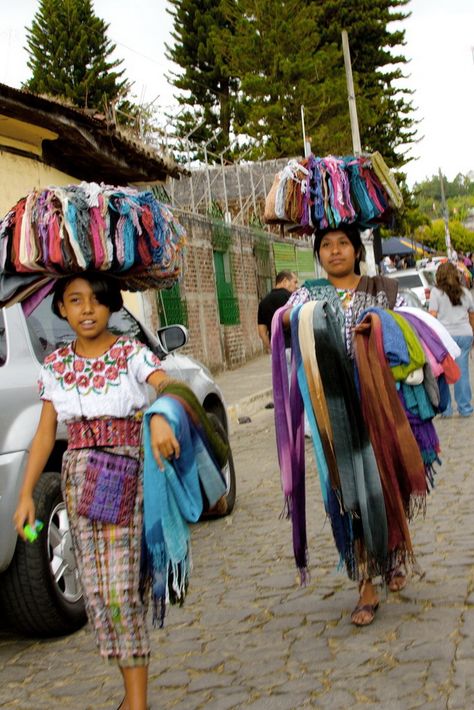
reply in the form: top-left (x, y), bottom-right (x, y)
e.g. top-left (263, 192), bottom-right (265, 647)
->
top-left (226, 387), bottom-right (273, 432)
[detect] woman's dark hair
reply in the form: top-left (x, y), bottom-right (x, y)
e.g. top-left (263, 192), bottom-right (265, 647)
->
top-left (313, 223), bottom-right (364, 275)
top-left (435, 262), bottom-right (464, 306)
top-left (52, 273), bottom-right (123, 319)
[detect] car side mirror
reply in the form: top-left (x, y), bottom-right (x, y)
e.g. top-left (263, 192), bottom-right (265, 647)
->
top-left (156, 324), bottom-right (188, 354)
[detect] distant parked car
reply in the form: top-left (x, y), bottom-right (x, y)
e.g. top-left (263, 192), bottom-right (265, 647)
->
top-left (387, 268), bottom-right (436, 308)
top-left (0, 296), bottom-right (236, 637)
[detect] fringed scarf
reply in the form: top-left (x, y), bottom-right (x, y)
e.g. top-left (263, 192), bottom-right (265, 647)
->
top-left (307, 301), bottom-right (388, 579)
top-left (359, 307), bottom-right (441, 490)
top-left (272, 301), bottom-right (388, 581)
top-left (353, 312), bottom-right (427, 563)
top-left (140, 388), bottom-right (227, 627)
top-left (271, 306), bottom-right (306, 578)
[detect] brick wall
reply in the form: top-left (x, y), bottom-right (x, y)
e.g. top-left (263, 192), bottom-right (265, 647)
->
top-left (144, 212), bottom-right (312, 373)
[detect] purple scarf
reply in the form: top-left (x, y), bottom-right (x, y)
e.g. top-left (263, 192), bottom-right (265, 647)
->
top-left (271, 306), bottom-right (306, 576)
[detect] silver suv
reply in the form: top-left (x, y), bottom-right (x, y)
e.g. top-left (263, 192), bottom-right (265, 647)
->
top-left (0, 296), bottom-right (235, 636)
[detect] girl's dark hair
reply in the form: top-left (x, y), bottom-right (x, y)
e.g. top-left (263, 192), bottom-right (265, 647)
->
top-left (313, 223), bottom-right (364, 275)
top-left (435, 262), bottom-right (464, 306)
top-left (52, 273), bottom-right (123, 319)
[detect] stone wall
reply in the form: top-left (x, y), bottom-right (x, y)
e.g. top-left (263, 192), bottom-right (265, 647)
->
top-left (144, 211), bottom-right (312, 373)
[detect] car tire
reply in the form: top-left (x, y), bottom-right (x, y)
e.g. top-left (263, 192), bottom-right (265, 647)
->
top-left (206, 413), bottom-right (236, 516)
top-left (0, 471), bottom-right (86, 637)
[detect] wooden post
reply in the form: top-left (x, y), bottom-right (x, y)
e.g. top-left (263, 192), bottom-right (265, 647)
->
top-left (438, 168), bottom-right (453, 260)
top-left (341, 30), bottom-right (362, 156)
top-left (342, 29), bottom-right (376, 275)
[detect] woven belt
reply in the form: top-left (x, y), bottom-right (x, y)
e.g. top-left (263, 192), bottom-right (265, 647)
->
top-left (67, 418), bottom-right (142, 449)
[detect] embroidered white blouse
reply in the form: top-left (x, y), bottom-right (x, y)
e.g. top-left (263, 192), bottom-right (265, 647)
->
top-left (38, 337), bottom-right (162, 423)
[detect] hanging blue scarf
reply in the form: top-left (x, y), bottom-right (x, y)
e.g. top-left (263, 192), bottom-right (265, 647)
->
top-left (140, 396), bottom-right (227, 626)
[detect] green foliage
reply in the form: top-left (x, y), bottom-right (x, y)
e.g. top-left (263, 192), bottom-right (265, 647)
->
top-left (166, 0), bottom-right (416, 167)
top-left (166, 0), bottom-right (238, 157)
top-left (24, 0), bottom-right (127, 111)
top-left (218, 0), bottom-right (352, 158)
top-left (413, 173), bottom-right (474, 220)
top-left (310, 0), bottom-right (416, 168)
top-left (416, 220), bottom-right (474, 253)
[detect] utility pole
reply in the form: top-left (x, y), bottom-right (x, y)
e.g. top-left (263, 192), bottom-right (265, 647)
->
top-left (300, 105), bottom-right (312, 157)
top-left (438, 167), bottom-right (453, 261)
top-left (341, 30), bottom-right (361, 156)
top-left (341, 30), bottom-right (376, 275)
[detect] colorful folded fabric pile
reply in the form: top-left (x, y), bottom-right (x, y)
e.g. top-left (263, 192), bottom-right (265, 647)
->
top-left (271, 299), bottom-right (457, 582)
top-left (0, 182), bottom-right (186, 309)
top-left (264, 152), bottom-right (403, 231)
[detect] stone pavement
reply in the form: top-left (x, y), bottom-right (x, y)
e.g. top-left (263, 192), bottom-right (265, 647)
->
top-left (214, 354), bottom-right (273, 431)
top-left (1, 358), bottom-right (474, 709)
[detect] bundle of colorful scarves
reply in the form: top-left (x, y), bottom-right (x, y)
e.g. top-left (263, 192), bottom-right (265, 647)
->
top-left (272, 302), bottom-right (460, 582)
top-left (264, 152), bottom-right (403, 232)
top-left (140, 382), bottom-right (228, 627)
top-left (0, 182), bottom-right (186, 310)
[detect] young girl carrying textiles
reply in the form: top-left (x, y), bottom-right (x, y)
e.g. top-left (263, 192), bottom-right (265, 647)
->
top-left (14, 273), bottom-right (178, 710)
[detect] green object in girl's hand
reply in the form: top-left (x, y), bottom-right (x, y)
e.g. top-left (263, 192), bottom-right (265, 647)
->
top-left (24, 520), bottom-right (44, 543)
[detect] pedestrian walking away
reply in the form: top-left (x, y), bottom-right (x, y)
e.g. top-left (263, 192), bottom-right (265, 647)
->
top-left (272, 224), bottom-right (454, 628)
top-left (429, 261), bottom-right (474, 417)
top-left (257, 270), bottom-right (298, 353)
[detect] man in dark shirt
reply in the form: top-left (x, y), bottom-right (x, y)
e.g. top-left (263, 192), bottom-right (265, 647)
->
top-left (257, 270), bottom-right (298, 353)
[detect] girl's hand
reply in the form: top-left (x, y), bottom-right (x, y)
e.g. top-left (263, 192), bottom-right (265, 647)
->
top-left (13, 495), bottom-right (36, 541)
top-left (150, 414), bottom-right (180, 471)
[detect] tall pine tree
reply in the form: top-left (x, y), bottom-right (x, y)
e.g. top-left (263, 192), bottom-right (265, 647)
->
top-left (312, 0), bottom-right (416, 167)
top-left (166, 0), bottom-right (415, 166)
top-left (24, 0), bottom-right (127, 112)
top-left (166, 0), bottom-right (237, 157)
top-left (218, 0), bottom-right (358, 159)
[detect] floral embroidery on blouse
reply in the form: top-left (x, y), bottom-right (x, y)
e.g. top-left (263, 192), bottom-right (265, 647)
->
top-left (39, 337), bottom-right (161, 397)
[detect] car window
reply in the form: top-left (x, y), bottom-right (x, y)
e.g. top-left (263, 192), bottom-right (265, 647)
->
top-left (399, 290), bottom-right (422, 308)
top-left (25, 295), bottom-right (163, 362)
top-left (395, 273), bottom-right (423, 289)
top-left (108, 308), bottom-right (148, 342)
top-left (0, 310), bottom-right (6, 367)
top-left (25, 296), bottom-right (76, 361)
top-left (422, 270), bottom-right (436, 286)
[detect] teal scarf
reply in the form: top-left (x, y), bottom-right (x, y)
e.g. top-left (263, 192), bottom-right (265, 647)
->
top-left (140, 394), bottom-right (227, 626)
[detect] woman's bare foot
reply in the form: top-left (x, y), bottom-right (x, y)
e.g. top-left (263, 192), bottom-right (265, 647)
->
top-left (351, 579), bottom-right (379, 627)
top-left (387, 567), bottom-right (407, 592)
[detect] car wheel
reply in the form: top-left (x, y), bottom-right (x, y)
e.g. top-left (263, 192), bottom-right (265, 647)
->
top-left (0, 471), bottom-right (86, 637)
top-left (206, 413), bottom-right (236, 516)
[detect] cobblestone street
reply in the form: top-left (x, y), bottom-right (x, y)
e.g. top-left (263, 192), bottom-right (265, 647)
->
top-left (1, 400), bottom-right (474, 709)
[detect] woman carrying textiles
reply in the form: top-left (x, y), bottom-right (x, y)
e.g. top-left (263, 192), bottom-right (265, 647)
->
top-left (275, 224), bottom-right (427, 627)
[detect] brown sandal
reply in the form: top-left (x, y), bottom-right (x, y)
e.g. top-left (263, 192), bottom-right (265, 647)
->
top-left (351, 580), bottom-right (379, 627)
top-left (351, 601), bottom-right (379, 627)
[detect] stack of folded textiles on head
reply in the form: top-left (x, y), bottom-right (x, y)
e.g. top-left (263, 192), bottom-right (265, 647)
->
top-left (0, 182), bottom-right (186, 310)
top-left (264, 151), bottom-right (403, 231)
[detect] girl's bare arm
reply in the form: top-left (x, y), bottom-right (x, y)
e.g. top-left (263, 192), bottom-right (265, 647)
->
top-left (147, 369), bottom-right (180, 469)
top-left (14, 401), bottom-right (58, 538)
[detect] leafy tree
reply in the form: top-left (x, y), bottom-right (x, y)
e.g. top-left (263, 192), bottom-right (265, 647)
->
top-left (413, 173), bottom-right (474, 220)
top-left (217, 0), bottom-right (353, 159)
top-left (166, 0), bottom-right (238, 157)
top-left (24, 0), bottom-right (127, 111)
top-left (310, 0), bottom-right (416, 168)
top-left (166, 0), bottom-right (416, 166)
top-left (416, 219), bottom-right (474, 253)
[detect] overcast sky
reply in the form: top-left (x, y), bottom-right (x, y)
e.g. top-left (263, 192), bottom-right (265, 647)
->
top-left (1, 0), bottom-right (473, 186)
